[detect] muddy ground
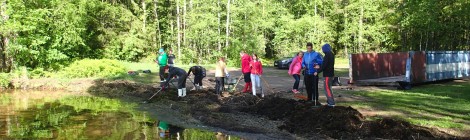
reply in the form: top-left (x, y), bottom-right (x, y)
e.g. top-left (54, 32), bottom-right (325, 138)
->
top-left (87, 79), bottom-right (461, 140)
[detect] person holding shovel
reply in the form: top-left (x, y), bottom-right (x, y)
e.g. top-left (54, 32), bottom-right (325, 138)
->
top-left (215, 57), bottom-right (229, 95)
top-left (288, 51), bottom-right (304, 94)
top-left (161, 66), bottom-right (188, 97)
top-left (250, 54), bottom-right (264, 97)
top-left (302, 42), bottom-right (323, 106)
top-left (315, 43), bottom-right (336, 107)
top-left (240, 51), bottom-right (252, 93)
top-left (187, 66), bottom-right (206, 90)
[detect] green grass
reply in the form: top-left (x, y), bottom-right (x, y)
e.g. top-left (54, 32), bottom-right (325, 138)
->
top-left (335, 57), bottom-right (349, 68)
top-left (341, 81), bottom-right (470, 130)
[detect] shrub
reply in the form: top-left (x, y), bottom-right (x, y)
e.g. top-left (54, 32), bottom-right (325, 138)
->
top-left (30, 68), bottom-right (52, 78)
top-left (61, 59), bottom-right (127, 78)
top-left (0, 73), bottom-right (12, 88)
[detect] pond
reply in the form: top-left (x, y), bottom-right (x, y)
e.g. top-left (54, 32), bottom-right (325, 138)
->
top-left (0, 90), bottom-right (239, 139)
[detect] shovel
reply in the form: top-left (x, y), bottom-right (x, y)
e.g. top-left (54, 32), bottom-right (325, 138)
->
top-left (142, 78), bottom-right (175, 104)
top-left (231, 74), bottom-right (244, 92)
top-left (142, 87), bottom-right (165, 104)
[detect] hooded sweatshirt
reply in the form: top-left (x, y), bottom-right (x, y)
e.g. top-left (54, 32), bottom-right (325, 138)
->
top-left (288, 56), bottom-right (303, 75)
top-left (317, 44), bottom-right (335, 77)
top-left (250, 59), bottom-right (263, 75)
top-left (241, 54), bottom-right (252, 73)
top-left (157, 49), bottom-right (168, 67)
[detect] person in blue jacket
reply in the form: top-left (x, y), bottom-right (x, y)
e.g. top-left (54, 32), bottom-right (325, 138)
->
top-left (302, 42), bottom-right (323, 106)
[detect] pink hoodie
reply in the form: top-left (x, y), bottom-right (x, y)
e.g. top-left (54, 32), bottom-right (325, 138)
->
top-left (288, 56), bottom-right (302, 75)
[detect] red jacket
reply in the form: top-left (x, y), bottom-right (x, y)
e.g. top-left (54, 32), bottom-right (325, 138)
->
top-left (241, 54), bottom-right (252, 73)
top-left (250, 60), bottom-right (263, 75)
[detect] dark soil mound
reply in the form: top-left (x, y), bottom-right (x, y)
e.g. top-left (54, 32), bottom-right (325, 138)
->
top-left (87, 79), bottom-right (158, 98)
top-left (240, 96), bottom-right (457, 139)
top-left (361, 118), bottom-right (449, 139)
top-left (91, 81), bottom-right (460, 139)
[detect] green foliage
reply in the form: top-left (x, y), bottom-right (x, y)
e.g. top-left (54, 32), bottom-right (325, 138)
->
top-left (0, 73), bottom-right (11, 88)
top-left (2, 0), bottom-right (469, 71)
top-left (30, 68), bottom-right (52, 79)
top-left (60, 59), bottom-right (126, 78)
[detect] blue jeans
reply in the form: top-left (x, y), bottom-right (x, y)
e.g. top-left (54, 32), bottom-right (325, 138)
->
top-left (292, 74), bottom-right (300, 90)
top-left (250, 74), bottom-right (263, 96)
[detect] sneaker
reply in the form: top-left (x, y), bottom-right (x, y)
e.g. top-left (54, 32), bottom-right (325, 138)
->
top-left (327, 104), bottom-right (335, 107)
top-left (292, 89), bottom-right (299, 94)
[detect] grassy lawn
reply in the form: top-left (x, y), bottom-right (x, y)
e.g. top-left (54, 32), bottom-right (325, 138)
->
top-left (339, 80), bottom-right (470, 132)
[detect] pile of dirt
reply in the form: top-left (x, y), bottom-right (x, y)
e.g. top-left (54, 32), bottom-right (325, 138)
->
top-left (242, 96), bottom-right (456, 139)
top-left (177, 90), bottom-right (456, 139)
top-left (89, 81), bottom-right (459, 139)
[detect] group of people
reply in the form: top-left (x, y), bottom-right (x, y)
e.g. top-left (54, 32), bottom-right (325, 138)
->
top-left (213, 51), bottom-right (264, 97)
top-left (288, 43), bottom-right (336, 106)
top-left (156, 42), bottom-right (335, 107)
top-left (157, 48), bottom-right (204, 97)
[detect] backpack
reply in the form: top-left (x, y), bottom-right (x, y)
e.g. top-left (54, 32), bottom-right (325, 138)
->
top-left (199, 66), bottom-right (207, 77)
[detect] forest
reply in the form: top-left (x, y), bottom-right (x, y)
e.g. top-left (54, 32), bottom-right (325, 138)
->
top-left (0, 0), bottom-right (469, 71)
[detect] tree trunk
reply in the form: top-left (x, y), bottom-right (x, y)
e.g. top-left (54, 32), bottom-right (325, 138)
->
top-left (0, 0), bottom-right (11, 72)
top-left (154, 0), bottom-right (162, 48)
top-left (183, 0), bottom-right (186, 49)
top-left (225, 0), bottom-right (231, 49)
top-left (176, 0), bottom-right (181, 57)
top-left (217, 0), bottom-right (221, 51)
top-left (142, 0), bottom-right (146, 33)
top-left (358, 2), bottom-right (363, 53)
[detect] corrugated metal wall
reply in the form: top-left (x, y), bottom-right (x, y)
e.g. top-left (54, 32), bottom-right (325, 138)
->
top-left (350, 52), bottom-right (408, 80)
top-left (411, 51), bottom-right (426, 83)
top-left (425, 51), bottom-right (470, 81)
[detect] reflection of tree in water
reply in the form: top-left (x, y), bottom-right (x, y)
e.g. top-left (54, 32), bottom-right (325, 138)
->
top-left (1, 96), bottom-right (241, 140)
top-left (3, 97), bottom-right (161, 139)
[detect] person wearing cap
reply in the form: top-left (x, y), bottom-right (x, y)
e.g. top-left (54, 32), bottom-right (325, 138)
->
top-left (161, 66), bottom-right (187, 97)
top-left (301, 42), bottom-right (323, 106)
top-left (156, 48), bottom-right (168, 82)
top-left (315, 43), bottom-right (336, 107)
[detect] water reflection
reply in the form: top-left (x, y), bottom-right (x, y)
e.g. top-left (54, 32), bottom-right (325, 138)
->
top-left (0, 93), bottom-right (240, 140)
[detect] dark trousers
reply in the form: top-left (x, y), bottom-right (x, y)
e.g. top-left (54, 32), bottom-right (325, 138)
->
top-left (177, 75), bottom-right (187, 89)
top-left (215, 77), bottom-right (225, 95)
top-left (243, 73), bottom-right (251, 83)
top-left (292, 74), bottom-right (300, 90)
top-left (194, 75), bottom-right (203, 86)
top-left (304, 74), bottom-right (319, 101)
top-left (159, 66), bottom-right (165, 81)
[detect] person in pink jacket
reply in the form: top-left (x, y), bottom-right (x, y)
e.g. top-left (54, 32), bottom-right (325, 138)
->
top-left (288, 51), bottom-right (304, 94)
top-left (250, 54), bottom-right (264, 97)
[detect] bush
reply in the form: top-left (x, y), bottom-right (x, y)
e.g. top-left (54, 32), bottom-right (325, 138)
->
top-left (61, 59), bottom-right (127, 78)
top-left (0, 73), bottom-right (12, 88)
top-left (30, 68), bottom-right (53, 78)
